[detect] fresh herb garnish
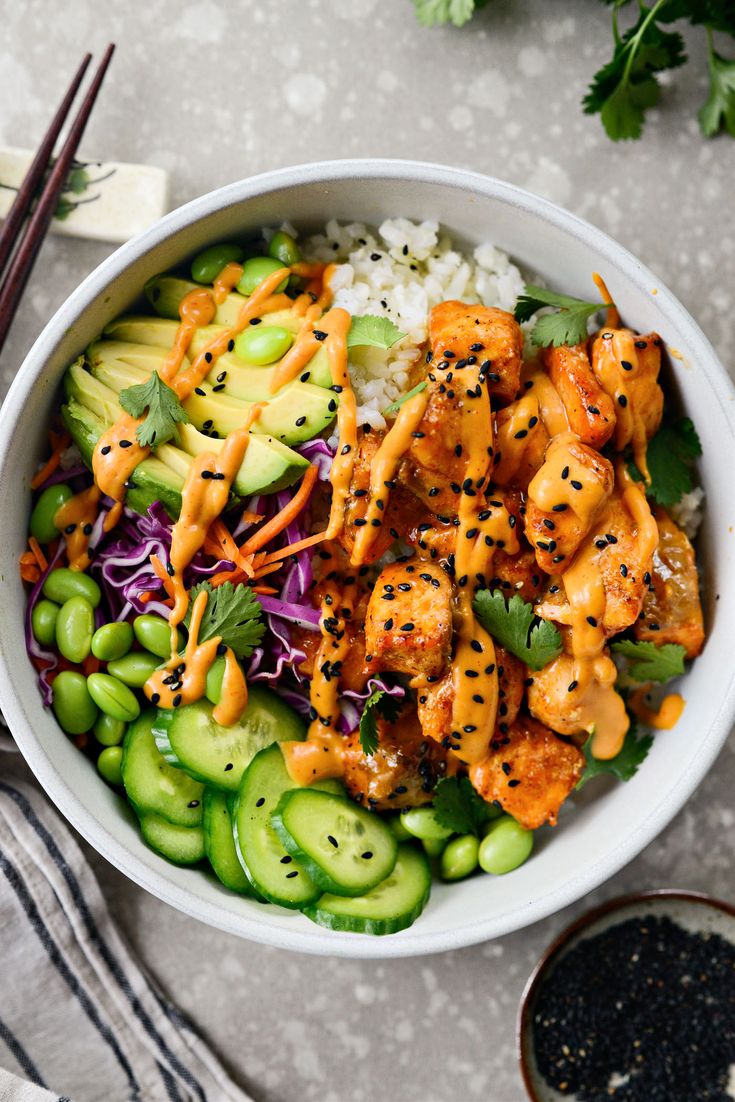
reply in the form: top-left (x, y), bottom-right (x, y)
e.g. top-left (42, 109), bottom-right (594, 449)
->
top-left (612, 639), bottom-right (687, 682)
top-left (359, 689), bottom-right (402, 756)
top-left (433, 775), bottom-right (493, 835)
top-left (630, 417), bottom-right (702, 507)
top-left (514, 285), bottom-right (611, 348)
top-left (383, 380), bottom-right (428, 415)
top-left (184, 581), bottom-right (264, 660)
top-left (473, 589), bottom-right (563, 670)
top-left (119, 371), bottom-right (190, 448)
top-left (700, 30), bottom-right (735, 136)
top-left (347, 315), bottom-right (407, 350)
top-left (412, 0), bottom-right (490, 27)
top-left (577, 722), bottom-right (653, 787)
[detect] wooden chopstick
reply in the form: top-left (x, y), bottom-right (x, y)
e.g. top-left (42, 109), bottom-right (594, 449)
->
top-left (0, 44), bottom-right (115, 356)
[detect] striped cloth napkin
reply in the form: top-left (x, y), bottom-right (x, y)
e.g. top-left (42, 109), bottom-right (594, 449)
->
top-left (0, 734), bottom-right (252, 1102)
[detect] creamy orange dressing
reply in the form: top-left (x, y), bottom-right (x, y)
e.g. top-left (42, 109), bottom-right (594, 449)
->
top-left (574, 653), bottom-right (630, 759)
top-left (212, 262), bottom-right (244, 304)
top-left (528, 433), bottom-right (609, 525)
top-left (53, 485), bottom-right (102, 571)
top-left (493, 391), bottom-right (542, 485)
top-left (521, 367), bottom-right (569, 438)
top-left (629, 689), bottom-right (685, 730)
top-left (591, 272), bottom-right (619, 329)
top-left (144, 590), bottom-right (217, 707)
top-left (213, 647), bottom-right (249, 726)
top-left (590, 328), bottom-right (651, 480)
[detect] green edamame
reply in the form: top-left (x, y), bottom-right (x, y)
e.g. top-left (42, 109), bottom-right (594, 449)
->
top-left (97, 745), bottom-right (124, 786)
top-left (440, 834), bottom-right (479, 881)
top-left (400, 806), bottom-right (453, 842)
top-left (481, 804), bottom-right (506, 832)
top-left (190, 242), bottom-right (244, 285)
top-left (87, 672), bottom-right (141, 723)
top-left (52, 671), bottom-right (98, 735)
top-left (478, 816), bottom-right (533, 876)
top-left (106, 652), bottom-right (160, 688)
top-left (93, 713), bottom-right (126, 747)
top-left (237, 256), bottom-right (288, 296)
top-left (133, 614), bottom-right (180, 659)
top-left (32, 599), bottom-right (60, 646)
top-left (91, 621), bottom-right (134, 662)
top-left (386, 814), bottom-right (413, 843)
top-left (55, 596), bottom-right (94, 664)
top-left (205, 655), bottom-right (225, 704)
top-left (30, 483), bottom-right (73, 544)
top-left (422, 837), bottom-right (447, 858)
top-left (267, 230), bottom-right (301, 267)
top-left (234, 325), bottom-right (294, 366)
top-left (43, 567), bottom-right (101, 608)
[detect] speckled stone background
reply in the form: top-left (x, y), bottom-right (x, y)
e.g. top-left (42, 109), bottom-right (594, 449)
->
top-left (1, 2), bottom-right (734, 1100)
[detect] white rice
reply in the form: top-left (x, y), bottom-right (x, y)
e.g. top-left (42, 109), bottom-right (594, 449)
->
top-left (299, 218), bottom-right (524, 438)
top-left (670, 486), bottom-right (705, 539)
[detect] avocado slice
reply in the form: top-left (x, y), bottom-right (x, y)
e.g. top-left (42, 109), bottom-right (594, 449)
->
top-left (145, 275), bottom-right (245, 327)
top-left (159, 423), bottom-right (309, 496)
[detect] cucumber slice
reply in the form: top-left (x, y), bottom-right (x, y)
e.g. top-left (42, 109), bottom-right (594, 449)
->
top-left (272, 790), bottom-right (397, 897)
top-left (152, 688), bottom-right (306, 792)
top-left (121, 712), bottom-right (204, 827)
top-left (139, 813), bottom-right (205, 866)
top-left (233, 743), bottom-right (342, 909)
top-left (303, 844), bottom-right (432, 936)
top-left (202, 789), bottom-right (259, 896)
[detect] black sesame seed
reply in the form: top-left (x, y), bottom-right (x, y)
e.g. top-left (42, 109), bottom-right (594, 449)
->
top-left (295, 415), bottom-right (307, 426)
top-left (570, 479), bottom-right (583, 490)
top-left (100, 445), bottom-right (111, 455)
top-left (552, 504), bottom-right (568, 512)
top-left (621, 359), bottom-right (633, 371)
top-left (400, 622), bottom-right (414, 632)
top-left (119, 439), bottom-right (133, 448)
top-left (561, 466), bottom-right (569, 479)
top-left (620, 563), bottom-right (628, 577)
top-left (586, 616), bottom-right (598, 627)
top-left (618, 393), bottom-right (628, 407)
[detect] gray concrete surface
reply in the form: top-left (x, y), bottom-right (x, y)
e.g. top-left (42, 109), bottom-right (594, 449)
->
top-left (1, 2), bottom-right (733, 1099)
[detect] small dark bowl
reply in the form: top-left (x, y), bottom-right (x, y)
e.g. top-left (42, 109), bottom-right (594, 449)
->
top-left (517, 890), bottom-right (735, 1102)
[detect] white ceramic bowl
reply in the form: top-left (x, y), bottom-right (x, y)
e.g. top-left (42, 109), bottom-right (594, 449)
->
top-left (1, 160), bottom-right (733, 959)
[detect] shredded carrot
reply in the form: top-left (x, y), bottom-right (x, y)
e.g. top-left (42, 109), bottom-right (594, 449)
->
top-left (251, 584), bottom-right (278, 595)
top-left (83, 655), bottom-right (100, 676)
top-left (150, 555), bottom-right (177, 600)
top-left (138, 590), bottom-right (157, 604)
top-left (20, 561), bottom-right (40, 583)
top-left (204, 518), bottom-right (255, 579)
top-left (240, 466), bottom-right (319, 556)
top-left (251, 561), bottom-right (284, 581)
top-left (30, 430), bottom-right (71, 490)
top-left (241, 509), bottom-right (264, 526)
top-left (259, 529), bottom-right (328, 567)
top-left (28, 537), bottom-right (48, 572)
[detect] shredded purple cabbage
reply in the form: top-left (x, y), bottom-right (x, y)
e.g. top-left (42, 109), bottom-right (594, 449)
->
top-left (297, 438), bottom-right (334, 481)
top-left (24, 542), bottom-right (65, 706)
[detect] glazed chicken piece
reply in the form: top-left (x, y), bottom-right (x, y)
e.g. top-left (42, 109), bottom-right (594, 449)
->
top-left (342, 707), bottom-right (450, 811)
top-left (589, 329), bottom-right (664, 471)
top-left (492, 392), bottom-right (549, 488)
top-left (469, 714), bottom-right (584, 829)
top-left (401, 301), bottom-right (523, 513)
top-left (338, 426), bottom-right (424, 564)
top-left (488, 546), bottom-right (545, 605)
top-left (525, 435), bottom-right (614, 575)
top-left (292, 619), bottom-right (369, 695)
top-left (365, 560), bottom-right (453, 681)
top-left (527, 651), bottom-right (628, 749)
top-left (416, 646), bottom-right (526, 749)
top-left (543, 343), bottom-right (616, 451)
top-left (634, 508), bottom-right (704, 657)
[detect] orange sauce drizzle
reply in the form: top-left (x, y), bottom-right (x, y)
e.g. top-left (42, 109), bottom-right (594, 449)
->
top-left (212, 262), bottom-right (244, 304)
top-left (629, 689), bottom-right (685, 730)
top-left (54, 485), bottom-right (102, 571)
top-left (213, 647), bottom-right (249, 726)
top-left (590, 328), bottom-right (650, 480)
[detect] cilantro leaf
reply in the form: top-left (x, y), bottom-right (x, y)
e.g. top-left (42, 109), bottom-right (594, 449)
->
top-left (577, 723), bottom-right (653, 787)
top-left (184, 581), bottom-right (264, 660)
top-left (699, 41), bottom-right (735, 137)
top-left (583, 3), bottom-right (687, 141)
top-left (412, 0), bottom-right (487, 28)
top-left (383, 380), bottom-right (428, 415)
top-left (119, 371), bottom-right (190, 448)
top-left (473, 589), bottom-right (563, 671)
top-left (514, 285), bottom-right (611, 348)
top-left (433, 776), bottom-right (493, 835)
top-left (611, 639), bottom-right (687, 682)
top-left (347, 315), bottom-right (406, 351)
top-left (358, 689), bottom-right (402, 756)
top-left (630, 417), bottom-right (702, 507)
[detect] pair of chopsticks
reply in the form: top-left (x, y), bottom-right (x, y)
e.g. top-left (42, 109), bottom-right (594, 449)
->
top-left (0, 45), bottom-right (116, 357)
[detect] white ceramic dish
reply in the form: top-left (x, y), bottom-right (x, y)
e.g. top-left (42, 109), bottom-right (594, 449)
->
top-left (1, 160), bottom-right (733, 959)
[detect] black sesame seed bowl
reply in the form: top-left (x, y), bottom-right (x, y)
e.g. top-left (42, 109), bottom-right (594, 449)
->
top-left (0, 160), bottom-right (734, 957)
top-left (518, 891), bottom-right (735, 1101)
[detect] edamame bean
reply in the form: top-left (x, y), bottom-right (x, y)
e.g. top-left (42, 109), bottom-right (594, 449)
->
top-left (481, 804), bottom-right (505, 833)
top-left (43, 567), bottom-right (101, 608)
top-left (106, 652), bottom-right (160, 688)
top-left (234, 325), bottom-right (294, 366)
top-left (236, 256), bottom-right (288, 296)
top-left (30, 483), bottom-right (73, 544)
top-left (440, 834), bottom-right (480, 881)
top-left (32, 599), bottom-right (60, 646)
top-left (97, 745), bottom-right (124, 786)
top-left (422, 837), bottom-right (447, 858)
top-left (52, 671), bottom-right (98, 734)
top-left (93, 713), bottom-right (126, 747)
top-left (386, 814), bottom-right (413, 843)
top-left (478, 816), bottom-right (533, 876)
top-left (267, 230), bottom-right (301, 267)
top-left (133, 614), bottom-right (181, 659)
top-left (400, 806), bottom-right (453, 842)
top-left (91, 621), bottom-right (134, 662)
top-left (205, 656), bottom-right (225, 704)
top-left (87, 672), bottom-right (141, 723)
top-left (55, 596), bottom-right (94, 664)
top-left (190, 242), bottom-right (244, 285)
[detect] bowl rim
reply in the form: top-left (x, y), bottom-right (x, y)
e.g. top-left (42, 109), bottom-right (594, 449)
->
top-left (516, 888), bottom-right (735, 1101)
top-left (2, 157), bottom-right (735, 958)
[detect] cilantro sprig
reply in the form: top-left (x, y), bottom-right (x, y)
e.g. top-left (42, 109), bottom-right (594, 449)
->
top-left (514, 285), bottom-right (611, 348)
top-left (358, 689), bottom-right (402, 756)
top-left (413, 0), bottom-right (490, 27)
top-left (700, 28), bottom-right (735, 136)
top-left (473, 589), bottom-right (562, 670)
top-left (577, 723), bottom-right (653, 787)
top-left (119, 371), bottom-right (190, 449)
top-left (184, 581), bottom-right (264, 660)
top-left (433, 776), bottom-right (494, 835)
top-left (630, 417), bottom-right (702, 508)
top-left (347, 315), bottom-right (406, 351)
top-left (612, 639), bottom-right (687, 682)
